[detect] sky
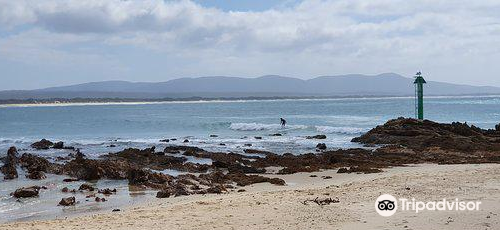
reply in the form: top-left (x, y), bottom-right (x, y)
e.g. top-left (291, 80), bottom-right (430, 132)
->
top-left (0, 0), bottom-right (499, 90)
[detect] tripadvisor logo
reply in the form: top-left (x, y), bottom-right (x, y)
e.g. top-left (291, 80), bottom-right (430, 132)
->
top-left (375, 194), bottom-right (397, 217)
top-left (375, 194), bottom-right (481, 217)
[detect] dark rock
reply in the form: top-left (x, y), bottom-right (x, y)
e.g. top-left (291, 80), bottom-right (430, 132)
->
top-left (206, 184), bottom-right (226, 194)
top-left (63, 178), bottom-right (79, 182)
top-left (183, 139), bottom-right (189, 143)
top-left (95, 197), bottom-right (106, 202)
top-left (306, 135), bottom-right (327, 139)
top-left (19, 153), bottom-right (62, 175)
top-left (159, 139), bottom-right (169, 142)
top-left (1, 147), bottom-right (18, 180)
top-left (219, 143), bottom-right (226, 146)
top-left (156, 190), bottom-right (171, 198)
top-left (112, 209), bottom-right (121, 212)
top-left (31, 139), bottom-right (54, 150)
top-left (163, 146), bottom-right (204, 154)
top-left (254, 136), bottom-right (262, 139)
top-left (62, 187), bottom-right (77, 193)
top-left (98, 188), bottom-right (117, 195)
top-left (63, 153), bottom-right (128, 180)
top-left (237, 189), bottom-right (246, 192)
top-left (12, 186), bottom-right (40, 198)
top-left (59, 197), bottom-right (76, 206)
top-left (336, 166), bottom-right (382, 174)
top-left (209, 135), bottom-right (218, 137)
top-left (127, 168), bottom-right (174, 189)
top-left (52, 141), bottom-right (64, 149)
top-left (337, 168), bottom-right (349, 173)
top-left (108, 144), bottom-right (117, 147)
top-left (270, 133), bottom-right (282, 136)
top-left (316, 143), bottom-right (327, 150)
top-left (243, 149), bottom-right (274, 156)
top-left (26, 171), bottom-right (46, 180)
top-left (79, 183), bottom-right (95, 191)
top-left (225, 173), bottom-right (286, 186)
top-left (352, 118), bottom-right (500, 152)
top-left (244, 144), bottom-right (252, 147)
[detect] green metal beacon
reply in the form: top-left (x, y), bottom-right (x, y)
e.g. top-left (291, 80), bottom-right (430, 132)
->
top-left (414, 71), bottom-right (426, 120)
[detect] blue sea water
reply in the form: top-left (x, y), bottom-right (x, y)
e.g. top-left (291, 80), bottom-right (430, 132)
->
top-left (1, 96), bottom-right (500, 157)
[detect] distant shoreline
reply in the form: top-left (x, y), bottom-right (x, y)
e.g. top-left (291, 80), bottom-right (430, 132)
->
top-left (1, 94), bottom-right (500, 107)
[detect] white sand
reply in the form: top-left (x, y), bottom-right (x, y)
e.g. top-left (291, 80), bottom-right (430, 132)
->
top-left (1, 164), bottom-right (499, 230)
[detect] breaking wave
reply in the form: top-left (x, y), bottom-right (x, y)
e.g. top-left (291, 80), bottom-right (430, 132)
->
top-left (229, 123), bottom-right (308, 131)
top-left (229, 122), bottom-right (367, 135)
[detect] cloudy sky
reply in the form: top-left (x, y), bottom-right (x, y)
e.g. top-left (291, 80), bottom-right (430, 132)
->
top-left (0, 0), bottom-right (499, 90)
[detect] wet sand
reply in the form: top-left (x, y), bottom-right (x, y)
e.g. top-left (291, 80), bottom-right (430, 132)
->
top-left (1, 163), bottom-right (499, 230)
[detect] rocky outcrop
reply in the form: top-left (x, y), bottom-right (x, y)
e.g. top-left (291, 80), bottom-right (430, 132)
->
top-left (352, 117), bottom-right (500, 152)
top-left (127, 168), bottom-right (174, 189)
top-left (62, 151), bottom-right (129, 180)
top-left (1, 147), bottom-right (18, 180)
top-left (19, 153), bottom-right (63, 175)
top-left (26, 171), bottom-right (47, 180)
top-left (103, 147), bottom-right (188, 172)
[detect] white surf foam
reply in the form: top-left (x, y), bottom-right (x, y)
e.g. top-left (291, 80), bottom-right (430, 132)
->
top-left (315, 126), bottom-right (367, 135)
top-left (229, 123), bottom-right (308, 131)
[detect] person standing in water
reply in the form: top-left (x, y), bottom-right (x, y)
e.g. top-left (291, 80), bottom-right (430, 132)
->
top-left (280, 118), bottom-right (286, 127)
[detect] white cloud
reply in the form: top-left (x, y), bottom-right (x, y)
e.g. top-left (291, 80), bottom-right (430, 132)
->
top-left (0, 0), bottom-right (499, 88)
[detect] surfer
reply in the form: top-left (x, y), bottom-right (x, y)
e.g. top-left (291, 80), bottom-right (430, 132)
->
top-left (280, 118), bottom-right (286, 127)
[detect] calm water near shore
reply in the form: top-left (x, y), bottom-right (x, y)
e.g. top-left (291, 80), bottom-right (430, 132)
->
top-left (1, 96), bottom-right (500, 223)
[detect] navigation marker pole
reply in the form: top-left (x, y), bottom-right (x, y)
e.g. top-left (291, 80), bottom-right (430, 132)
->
top-left (413, 72), bottom-right (426, 120)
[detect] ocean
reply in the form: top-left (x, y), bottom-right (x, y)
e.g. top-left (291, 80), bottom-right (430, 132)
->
top-left (1, 95), bottom-right (500, 222)
top-left (1, 96), bottom-right (500, 157)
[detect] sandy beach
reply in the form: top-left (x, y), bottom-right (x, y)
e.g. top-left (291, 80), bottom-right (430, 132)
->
top-left (1, 163), bottom-right (498, 230)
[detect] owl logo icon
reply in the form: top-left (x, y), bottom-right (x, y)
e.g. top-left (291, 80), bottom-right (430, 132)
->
top-left (375, 194), bottom-right (397, 217)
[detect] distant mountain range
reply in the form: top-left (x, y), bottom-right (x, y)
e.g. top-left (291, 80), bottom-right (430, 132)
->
top-left (2, 73), bottom-right (500, 100)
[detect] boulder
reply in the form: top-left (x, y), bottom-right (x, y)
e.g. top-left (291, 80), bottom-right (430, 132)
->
top-left (98, 188), bottom-right (117, 195)
top-left (59, 197), bottom-right (76, 206)
top-left (95, 197), bottom-right (106, 202)
top-left (31, 139), bottom-right (54, 150)
top-left (306, 135), bottom-right (327, 139)
top-left (78, 183), bottom-right (95, 191)
top-left (1, 147), bottom-right (18, 180)
top-left (316, 143), bottom-right (327, 150)
top-left (12, 186), bottom-right (40, 198)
